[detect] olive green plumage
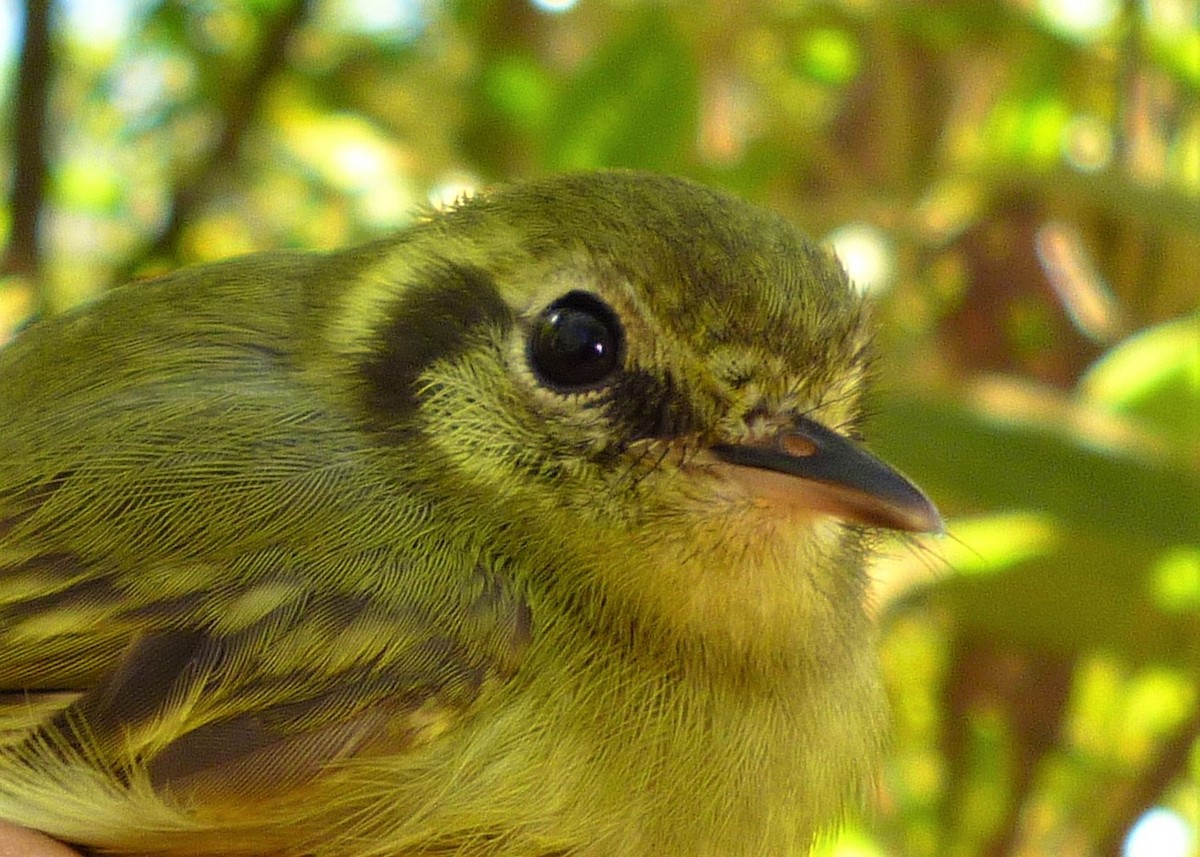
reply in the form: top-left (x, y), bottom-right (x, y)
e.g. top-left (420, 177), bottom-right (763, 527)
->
top-left (0, 172), bottom-right (938, 856)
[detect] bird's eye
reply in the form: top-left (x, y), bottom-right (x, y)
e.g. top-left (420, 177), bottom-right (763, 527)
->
top-left (528, 291), bottom-right (623, 392)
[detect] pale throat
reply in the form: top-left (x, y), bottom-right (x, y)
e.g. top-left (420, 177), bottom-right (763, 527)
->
top-left (617, 505), bottom-right (871, 669)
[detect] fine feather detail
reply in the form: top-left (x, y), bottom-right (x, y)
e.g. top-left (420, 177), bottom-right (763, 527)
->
top-left (0, 171), bottom-right (904, 856)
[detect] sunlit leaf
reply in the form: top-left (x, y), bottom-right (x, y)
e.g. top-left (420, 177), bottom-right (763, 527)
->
top-left (1080, 314), bottom-right (1200, 449)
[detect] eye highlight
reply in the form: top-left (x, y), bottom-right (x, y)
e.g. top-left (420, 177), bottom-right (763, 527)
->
top-left (528, 291), bottom-right (624, 392)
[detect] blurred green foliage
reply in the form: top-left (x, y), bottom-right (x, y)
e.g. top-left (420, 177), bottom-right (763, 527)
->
top-left (0, 1), bottom-right (1197, 855)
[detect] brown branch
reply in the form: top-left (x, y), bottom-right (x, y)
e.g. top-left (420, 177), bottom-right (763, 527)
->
top-left (941, 637), bottom-right (1075, 857)
top-left (2, 0), bottom-right (53, 302)
top-left (1095, 703), bottom-right (1200, 857)
top-left (113, 0), bottom-right (315, 283)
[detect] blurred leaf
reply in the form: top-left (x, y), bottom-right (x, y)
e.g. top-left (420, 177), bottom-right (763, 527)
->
top-left (871, 394), bottom-right (1199, 548)
top-left (873, 393), bottom-right (1199, 665)
top-left (793, 27), bottom-right (861, 86)
top-left (933, 512), bottom-right (1062, 579)
top-left (482, 52), bottom-right (556, 136)
top-left (543, 9), bottom-right (698, 171)
top-left (936, 535), bottom-right (1194, 666)
top-left (1151, 546), bottom-right (1200, 614)
top-left (1145, 27), bottom-right (1200, 90)
top-left (1080, 314), bottom-right (1200, 449)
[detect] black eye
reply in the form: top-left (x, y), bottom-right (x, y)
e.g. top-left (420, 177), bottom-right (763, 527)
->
top-left (528, 291), bottom-right (624, 391)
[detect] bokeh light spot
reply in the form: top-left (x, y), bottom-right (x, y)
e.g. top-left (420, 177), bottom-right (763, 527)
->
top-left (796, 28), bottom-right (860, 85)
top-left (1124, 807), bottom-right (1195, 857)
top-left (1150, 546), bottom-right (1200, 613)
top-left (825, 223), bottom-right (895, 295)
top-left (331, 0), bottom-right (426, 41)
top-left (428, 172), bottom-right (481, 210)
top-left (1063, 113), bottom-right (1114, 172)
top-left (531, 0), bottom-right (580, 13)
top-left (1039, 0), bottom-right (1121, 40)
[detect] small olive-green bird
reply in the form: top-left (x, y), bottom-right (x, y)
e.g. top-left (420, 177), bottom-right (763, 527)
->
top-left (0, 172), bottom-right (940, 856)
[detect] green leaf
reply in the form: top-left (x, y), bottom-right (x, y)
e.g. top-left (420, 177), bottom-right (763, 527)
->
top-left (872, 393), bottom-right (1200, 664)
top-left (1079, 314), bottom-right (1200, 449)
top-left (542, 9), bottom-right (698, 171)
top-left (482, 53), bottom-right (556, 136)
top-left (870, 394), bottom-right (1199, 548)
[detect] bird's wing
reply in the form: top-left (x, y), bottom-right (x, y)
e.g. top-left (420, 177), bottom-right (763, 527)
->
top-left (2, 584), bottom-right (529, 804)
top-left (0, 344), bottom-right (529, 811)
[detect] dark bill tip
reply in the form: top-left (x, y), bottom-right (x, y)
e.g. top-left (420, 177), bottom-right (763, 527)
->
top-left (712, 417), bottom-right (943, 534)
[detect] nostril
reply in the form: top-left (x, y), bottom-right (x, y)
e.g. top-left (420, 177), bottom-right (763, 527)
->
top-left (779, 432), bottom-right (818, 457)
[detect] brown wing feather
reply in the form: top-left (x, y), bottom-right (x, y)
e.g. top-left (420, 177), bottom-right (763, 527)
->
top-left (1, 558), bottom-right (531, 805)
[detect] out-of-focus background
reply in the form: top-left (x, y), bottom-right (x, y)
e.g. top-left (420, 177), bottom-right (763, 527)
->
top-left (0, 1), bottom-right (1196, 854)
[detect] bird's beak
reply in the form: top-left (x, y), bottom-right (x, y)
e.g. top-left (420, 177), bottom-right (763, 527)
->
top-left (711, 417), bottom-right (943, 534)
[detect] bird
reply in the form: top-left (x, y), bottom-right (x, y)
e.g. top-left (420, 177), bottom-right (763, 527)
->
top-left (0, 171), bottom-right (940, 856)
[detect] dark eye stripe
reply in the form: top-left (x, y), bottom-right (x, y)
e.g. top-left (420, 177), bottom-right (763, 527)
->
top-left (359, 262), bottom-right (512, 423)
top-left (600, 368), bottom-right (703, 441)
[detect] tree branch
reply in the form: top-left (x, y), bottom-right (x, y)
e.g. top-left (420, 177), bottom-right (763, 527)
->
top-left (115, 0), bottom-right (315, 283)
top-left (2, 0), bottom-right (53, 305)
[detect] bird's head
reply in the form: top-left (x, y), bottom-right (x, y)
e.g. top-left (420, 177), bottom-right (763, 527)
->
top-left (330, 172), bottom-right (939, 666)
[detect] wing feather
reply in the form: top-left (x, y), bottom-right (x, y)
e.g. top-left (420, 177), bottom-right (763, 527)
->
top-left (0, 262), bottom-right (531, 823)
